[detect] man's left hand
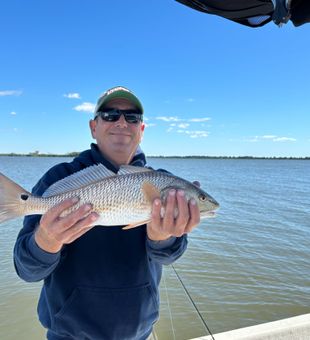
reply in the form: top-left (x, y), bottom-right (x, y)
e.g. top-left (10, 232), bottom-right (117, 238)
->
top-left (147, 188), bottom-right (200, 241)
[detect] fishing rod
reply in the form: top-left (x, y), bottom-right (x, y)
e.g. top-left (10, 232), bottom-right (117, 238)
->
top-left (171, 264), bottom-right (216, 340)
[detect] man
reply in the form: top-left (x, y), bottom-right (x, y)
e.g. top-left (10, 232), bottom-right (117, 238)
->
top-left (14, 86), bottom-right (201, 340)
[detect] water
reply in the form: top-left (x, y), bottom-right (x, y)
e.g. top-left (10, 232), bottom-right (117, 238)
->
top-left (0, 156), bottom-right (309, 340)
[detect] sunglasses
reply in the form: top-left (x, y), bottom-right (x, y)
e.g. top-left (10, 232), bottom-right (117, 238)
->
top-left (96, 109), bottom-right (143, 124)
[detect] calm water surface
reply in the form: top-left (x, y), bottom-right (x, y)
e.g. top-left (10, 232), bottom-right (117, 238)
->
top-left (0, 156), bottom-right (309, 340)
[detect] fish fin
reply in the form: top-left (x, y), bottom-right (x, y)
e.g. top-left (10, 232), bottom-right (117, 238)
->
top-left (0, 173), bottom-right (31, 223)
top-left (142, 182), bottom-right (161, 204)
top-left (118, 165), bottom-right (152, 176)
top-left (122, 219), bottom-right (151, 230)
top-left (42, 164), bottom-right (115, 197)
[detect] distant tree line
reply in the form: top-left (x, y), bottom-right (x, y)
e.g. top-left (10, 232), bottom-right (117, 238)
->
top-left (0, 151), bottom-right (80, 157)
top-left (151, 155), bottom-right (310, 160)
top-left (0, 152), bottom-right (309, 160)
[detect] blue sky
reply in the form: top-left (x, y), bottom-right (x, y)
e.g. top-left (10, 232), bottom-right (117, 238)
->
top-left (1, 0), bottom-right (309, 157)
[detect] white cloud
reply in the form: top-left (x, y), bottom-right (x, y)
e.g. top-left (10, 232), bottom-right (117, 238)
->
top-left (262, 135), bottom-right (277, 140)
top-left (0, 90), bottom-right (22, 96)
top-left (177, 130), bottom-right (209, 138)
top-left (73, 102), bottom-right (95, 113)
top-left (189, 130), bottom-right (209, 138)
top-left (273, 137), bottom-right (296, 142)
top-left (149, 116), bottom-right (211, 138)
top-left (177, 123), bottom-right (190, 129)
top-left (155, 116), bottom-right (211, 123)
top-left (156, 116), bottom-right (181, 122)
top-left (10, 111), bottom-right (17, 115)
top-left (189, 117), bottom-right (211, 122)
top-left (247, 135), bottom-right (296, 143)
top-left (247, 136), bottom-right (259, 142)
top-left (64, 92), bottom-right (81, 99)
top-left (145, 123), bottom-right (156, 128)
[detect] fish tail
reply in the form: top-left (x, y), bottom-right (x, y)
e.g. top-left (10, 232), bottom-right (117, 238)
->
top-left (0, 173), bottom-right (31, 223)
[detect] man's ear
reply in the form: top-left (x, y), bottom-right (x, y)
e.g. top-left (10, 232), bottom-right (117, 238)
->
top-left (89, 119), bottom-right (97, 138)
top-left (139, 123), bottom-right (145, 143)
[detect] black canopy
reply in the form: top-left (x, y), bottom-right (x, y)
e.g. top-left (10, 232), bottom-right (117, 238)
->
top-left (175, 0), bottom-right (310, 27)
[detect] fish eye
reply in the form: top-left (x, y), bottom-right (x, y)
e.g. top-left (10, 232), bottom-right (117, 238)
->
top-left (199, 194), bottom-right (207, 202)
top-left (20, 194), bottom-right (29, 201)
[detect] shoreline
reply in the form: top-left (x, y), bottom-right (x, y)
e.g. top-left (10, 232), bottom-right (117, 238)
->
top-left (0, 153), bottom-right (309, 160)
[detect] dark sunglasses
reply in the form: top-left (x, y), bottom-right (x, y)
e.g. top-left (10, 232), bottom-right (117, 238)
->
top-left (96, 109), bottom-right (143, 124)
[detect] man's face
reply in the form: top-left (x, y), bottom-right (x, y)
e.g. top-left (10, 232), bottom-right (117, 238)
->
top-left (89, 98), bottom-right (145, 165)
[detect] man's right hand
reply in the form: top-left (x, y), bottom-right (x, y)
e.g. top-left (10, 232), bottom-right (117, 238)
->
top-left (34, 197), bottom-right (99, 253)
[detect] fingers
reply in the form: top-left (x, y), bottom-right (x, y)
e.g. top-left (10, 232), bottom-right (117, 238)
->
top-left (36, 198), bottom-right (99, 253)
top-left (151, 199), bottom-right (162, 226)
top-left (162, 190), bottom-right (177, 230)
top-left (185, 199), bottom-right (200, 233)
top-left (174, 190), bottom-right (190, 233)
top-left (57, 202), bottom-right (93, 229)
top-left (41, 197), bottom-right (80, 226)
top-left (61, 211), bottom-right (99, 243)
top-left (147, 189), bottom-right (201, 241)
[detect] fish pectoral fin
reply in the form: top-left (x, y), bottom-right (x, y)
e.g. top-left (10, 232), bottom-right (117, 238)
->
top-left (122, 219), bottom-right (151, 230)
top-left (142, 181), bottom-right (160, 204)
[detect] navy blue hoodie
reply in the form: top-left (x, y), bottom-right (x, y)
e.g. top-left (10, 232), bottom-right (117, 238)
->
top-left (14, 144), bottom-right (188, 340)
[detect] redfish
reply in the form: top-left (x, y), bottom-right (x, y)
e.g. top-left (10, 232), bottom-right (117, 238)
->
top-left (0, 164), bottom-right (219, 228)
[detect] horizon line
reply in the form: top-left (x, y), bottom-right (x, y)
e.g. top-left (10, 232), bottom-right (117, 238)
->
top-left (0, 152), bottom-right (309, 160)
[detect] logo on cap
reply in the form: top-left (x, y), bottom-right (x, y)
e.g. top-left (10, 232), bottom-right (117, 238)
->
top-left (104, 86), bottom-right (131, 97)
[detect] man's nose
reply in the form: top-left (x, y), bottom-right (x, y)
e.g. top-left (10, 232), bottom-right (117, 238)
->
top-left (115, 114), bottom-right (128, 128)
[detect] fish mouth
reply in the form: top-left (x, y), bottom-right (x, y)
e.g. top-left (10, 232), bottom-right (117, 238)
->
top-left (201, 210), bottom-right (218, 219)
top-left (200, 200), bottom-right (220, 218)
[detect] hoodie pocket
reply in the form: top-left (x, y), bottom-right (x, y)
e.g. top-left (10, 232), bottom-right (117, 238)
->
top-left (54, 284), bottom-right (158, 339)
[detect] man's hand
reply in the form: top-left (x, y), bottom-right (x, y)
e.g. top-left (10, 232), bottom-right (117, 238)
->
top-left (34, 197), bottom-right (99, 253)
top-left (147, 188), bottom-right (201, 241)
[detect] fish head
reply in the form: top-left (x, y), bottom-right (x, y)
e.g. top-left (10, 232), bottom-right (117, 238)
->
top-left (193, 187), bottom-right (220, 218)
top-left (160, 178), bottom-right (219, 218)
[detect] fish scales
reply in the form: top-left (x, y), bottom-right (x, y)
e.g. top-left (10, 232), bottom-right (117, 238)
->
top-left (0, 164), bottom-right (219, 227)
top-left (19, 172), bottom-right (164, 224)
